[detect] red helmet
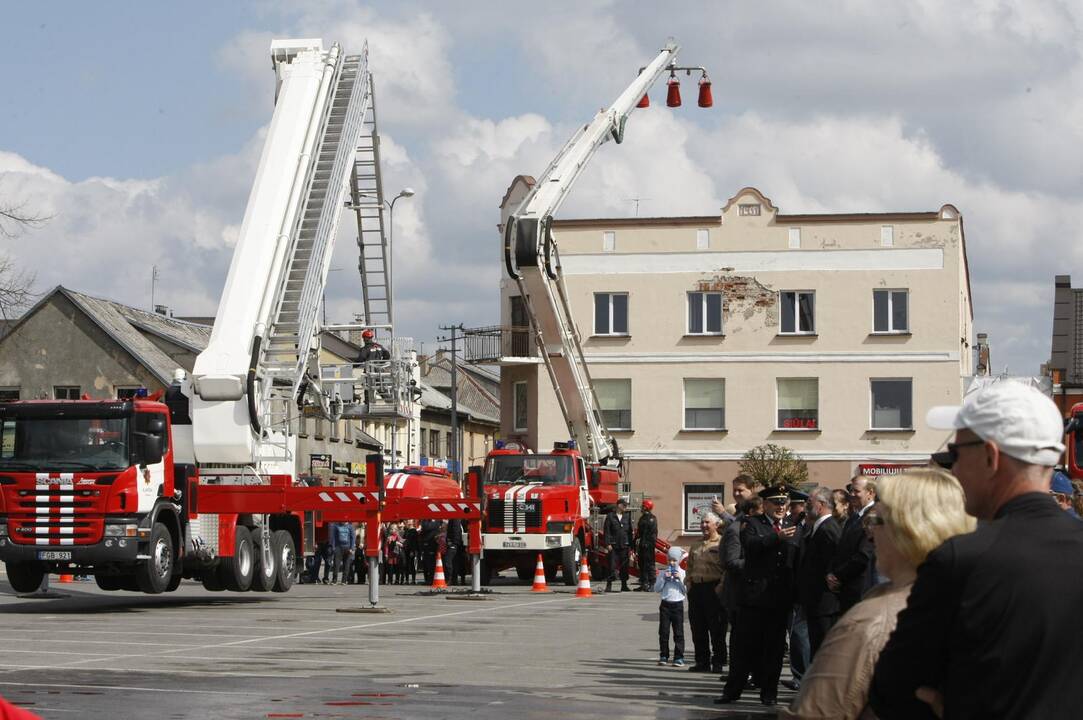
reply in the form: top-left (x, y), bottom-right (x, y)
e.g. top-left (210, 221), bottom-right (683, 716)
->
top-left (362, 329), bottom-right (375, 340)
top-left (642, 499), bottom-right (654, 511)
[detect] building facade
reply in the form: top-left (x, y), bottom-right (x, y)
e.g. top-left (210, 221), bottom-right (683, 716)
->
top-left (1049, 274), bottom-right (1083, 418)
top-left (496, 182), bottom-right (974, 540)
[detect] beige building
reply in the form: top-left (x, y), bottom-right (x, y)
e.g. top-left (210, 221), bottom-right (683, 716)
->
top-left (495, 182), bottom-right (973, 540)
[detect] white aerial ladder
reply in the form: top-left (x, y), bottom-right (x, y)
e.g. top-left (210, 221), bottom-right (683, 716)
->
top-left (190, 39), bottom-right (376, 471)
top-left (503, 39), bottom-right (709, 466)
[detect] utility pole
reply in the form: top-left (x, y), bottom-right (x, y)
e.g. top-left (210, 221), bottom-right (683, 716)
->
top-left (437, 323), bottom-right (464, 482)
top-left (150, 265), bottom-right (159, 310)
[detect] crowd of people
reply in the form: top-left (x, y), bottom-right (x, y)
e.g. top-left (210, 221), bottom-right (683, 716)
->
top-left (646, 381), bottom-right (1083, 718)
top-left (301, 518), bottom-right (470, 587)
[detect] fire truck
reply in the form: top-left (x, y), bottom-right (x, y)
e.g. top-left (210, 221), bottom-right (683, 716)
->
top-left (479, 40), bottom-right (709, 584)
top-left (0, 38), bottom-right (480, 595)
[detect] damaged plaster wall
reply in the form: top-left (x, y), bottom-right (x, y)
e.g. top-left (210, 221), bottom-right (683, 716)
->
top-left (696, 272), bottom-right (778, 328)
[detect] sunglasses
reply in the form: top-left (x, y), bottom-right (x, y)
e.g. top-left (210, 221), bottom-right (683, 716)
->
top-left (931, 439), bottom-right (985, 469)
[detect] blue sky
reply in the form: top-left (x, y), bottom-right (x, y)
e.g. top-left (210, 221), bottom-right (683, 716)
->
top-left (1, 1), bottom-right (1081, 374)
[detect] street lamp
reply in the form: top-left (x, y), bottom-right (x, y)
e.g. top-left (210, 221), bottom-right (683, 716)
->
top-left (385, 188), bottom-right (415, 328)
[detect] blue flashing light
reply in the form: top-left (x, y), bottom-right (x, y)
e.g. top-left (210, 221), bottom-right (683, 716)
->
top-left (135, 388), bottom-right (149, 398)
top-left (494, 440), bottom-right (506, 450)
top-left (567, 439), bottom-right (577, 450)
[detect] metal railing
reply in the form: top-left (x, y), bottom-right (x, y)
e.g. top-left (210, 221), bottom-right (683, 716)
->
top-left (462, 325), bottom-right (534, 363)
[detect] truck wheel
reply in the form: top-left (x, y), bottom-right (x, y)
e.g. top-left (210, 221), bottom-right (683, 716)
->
top-left (561, 538), bottom-right (582, 586)
top-left (515, 564), bottom-right (533, 582)
top-left (5, 561), bottom-right (45, 593)
top-left (166, 571), bottom-right (183, 592)
top-left (135, 522), bottom-right (174, 594)
top-left (271, 530), bottom-right (296, 592)
top-left (250, 528), bottom-right (277, 592)
top-left (220, 525), bottom-right (254, 592)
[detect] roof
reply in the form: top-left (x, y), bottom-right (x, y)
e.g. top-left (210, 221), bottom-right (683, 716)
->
top-left (419, 379), bottom-right (499, 425)
top-left (421, 353), bottom-right (500, 425)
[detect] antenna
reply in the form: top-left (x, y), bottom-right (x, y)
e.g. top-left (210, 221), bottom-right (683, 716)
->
top-left (623, 197), bottom-right (651, 217)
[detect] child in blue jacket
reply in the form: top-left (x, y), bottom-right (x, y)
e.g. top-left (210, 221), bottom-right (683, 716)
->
top-left (655, 546), bottom-right (687, 666)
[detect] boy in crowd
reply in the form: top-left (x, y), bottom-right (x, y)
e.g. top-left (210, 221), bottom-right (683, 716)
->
top-left (655, 546), bottom-right (687, 667)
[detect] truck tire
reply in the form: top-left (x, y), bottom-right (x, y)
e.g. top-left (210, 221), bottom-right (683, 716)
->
top-left (5, 561), bottom-right (45, 593)
top-left (201, 566), bottom-right (225, 592)
top-left (561, 538), bottom-right (582, 586)
top-left (271, 529), bottom-right (296, 593)
top-left (250, 527), bottom-right (277, 592)
top-left (220, 525), bottom-right (254, 592)
top-left (95, 573), bottom-right (127, 591)
top-left (515, 563), bottom-right (533, 582)
top-left (135, 522), bottom-right (174, 594)
top-left (165, 572), bottom-right (183, 592)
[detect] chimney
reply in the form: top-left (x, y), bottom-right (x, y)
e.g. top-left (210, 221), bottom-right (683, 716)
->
top-left (975, 333), bottom-right (990, 376)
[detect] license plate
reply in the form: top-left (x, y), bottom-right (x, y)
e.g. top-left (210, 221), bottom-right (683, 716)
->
top-left (38, 551), bottom-right (72, 561)
top-left (502, 540), bottom-right (527, 549)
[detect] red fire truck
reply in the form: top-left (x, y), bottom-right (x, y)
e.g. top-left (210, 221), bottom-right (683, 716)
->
top-left (0, 39), bottom-right (480, 596)
top-left (480, 40), bottom-right (709, 584)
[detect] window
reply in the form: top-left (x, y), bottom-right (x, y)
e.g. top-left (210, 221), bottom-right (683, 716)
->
top-left (684, 483), bottom-right (725, 533)
top-left (871, 379), bottom-right (913, 429)
top-left (873, 289), bottom-right (909, 333)
top-left (684, 379), bottom-right (725, 430)
top-left (696, 228), bottom-right (710, 250)
top-left (0, 388), bottom-right (19, 401)
top-left (513, 381), bottom-right (528, 432)
top-left (739, 204), bottom-right (761, 216)
top-left (603, 231), bottom-right (615, 252)
top-left (446, 432), bottom-right (454, 459)
top-left (881, 225), bottom-right (894, 247)
top-left (509, 296), bottom-right (530, 357)
top-left (54, 386), bottom-right (81, 400)
top-left (429, 428), bottom-right (441, 458)
top-left (116, 387), bottom-right (142, 399)
top-left (777, 378), bottom-right (818, 430)
top-left (419, 428), bottom-right (427, 455)
top-left (780, 291), bottom-right (815, 334)
top-left (594, 293), bottom-right (629, 335)
top-left (595, 379), bottom-right (632, 431)
top-left (788, 227), bottom-right (801, 249)
top-left (687, 292), bottom-right (723, 335)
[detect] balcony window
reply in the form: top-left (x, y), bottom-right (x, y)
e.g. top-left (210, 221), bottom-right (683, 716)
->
top-left (595, 379), bottom-right (632, 431)
top-left (594, 293), bottom-right (629, 335)
top-left (684, 379), bottom-right (725, 430)
top-left (777, 378), bottom-right (819, 430)
top-left (780, 291), bottom-right (815, 334)
top-left (688, 292), bottom-right (723, 335)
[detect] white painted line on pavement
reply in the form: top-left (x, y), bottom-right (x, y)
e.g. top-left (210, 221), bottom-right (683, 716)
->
top-left (0, 681), bottom-right (256, 696)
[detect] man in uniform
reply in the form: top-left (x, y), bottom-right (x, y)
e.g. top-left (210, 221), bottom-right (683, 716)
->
top-left (716, 484), bottom-right (800, 707)
top-left (603, 498), bottom-right (634, 592)
top-left (635, 499), bottom-right (658, 591)
top-left (355, 329), bottom-right (390, 363)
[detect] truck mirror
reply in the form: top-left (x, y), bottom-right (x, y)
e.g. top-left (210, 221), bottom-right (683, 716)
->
top-left (1066, 416), bottom-right (1080, 435)
top-left (145, 416), bottom-right (166, 434)
top-left (367, 453), bottom-right (384, 496)
top-left (588, 468), bottom-right (600, 489)
top-left (141, 434), bottom-right (164, 465)
top-left (468, 465), bottom-right (484, 499)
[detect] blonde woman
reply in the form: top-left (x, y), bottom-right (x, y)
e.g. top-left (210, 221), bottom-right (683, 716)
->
top-left (779, 468), bottom-right (975, 720)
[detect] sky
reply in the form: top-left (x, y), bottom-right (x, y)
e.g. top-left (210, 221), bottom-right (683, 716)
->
top-left (0, 0), bottom-right (1080, 374)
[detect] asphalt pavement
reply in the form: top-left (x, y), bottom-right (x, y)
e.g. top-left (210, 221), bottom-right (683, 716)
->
top-left (0, 572), bottom-right (792, 719)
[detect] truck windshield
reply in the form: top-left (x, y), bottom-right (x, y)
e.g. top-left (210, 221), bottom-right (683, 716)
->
top-left (487, 454), bottom-right (576, 486)
top-left (0, 416), bottom-right (130, 471)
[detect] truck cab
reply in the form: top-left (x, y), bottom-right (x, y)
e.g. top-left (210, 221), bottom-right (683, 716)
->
top-left (480, 440), bottom-right (618, 585)
top-left (0, 398), bottom-right (179, 593)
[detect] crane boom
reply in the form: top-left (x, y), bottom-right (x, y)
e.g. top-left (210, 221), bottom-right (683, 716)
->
top-left (502, 41), bottom-right (680, 465)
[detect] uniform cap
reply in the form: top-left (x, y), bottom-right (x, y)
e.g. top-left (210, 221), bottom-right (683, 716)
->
top-left (926, 382), bottom-right (1064, 466)
top-left (758, 484), bottom-right (790, 501)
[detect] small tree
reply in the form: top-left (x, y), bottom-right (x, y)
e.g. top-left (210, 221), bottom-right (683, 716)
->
top-left (739, 443), bottom-right (808, 487)
top-left (0, 184), bottom-right (47, 318)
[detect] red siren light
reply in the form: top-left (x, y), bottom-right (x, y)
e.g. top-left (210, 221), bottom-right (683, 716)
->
top-left (637, 92), bottom-right (650, 108)
top-left (666, 74), bottom-right (681, 107)
top-left (697, 74), bottom-right (713, 108)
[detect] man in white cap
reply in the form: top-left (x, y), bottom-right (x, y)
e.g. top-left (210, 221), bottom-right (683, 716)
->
top-left (870, 381), bottom-right (1083, 719)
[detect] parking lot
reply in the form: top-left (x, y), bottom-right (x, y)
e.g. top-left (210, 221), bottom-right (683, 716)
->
top-left (0, 572), bottom-right (792, 719)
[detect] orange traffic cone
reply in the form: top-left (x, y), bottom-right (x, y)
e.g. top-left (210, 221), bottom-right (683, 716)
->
top-left (431, 554), bottom-right (448, 591)
top-left (58, 573), bottom-right (74, 583)
top-left (530, 554), bottom-right (550, 593)
top-left (575, 557), bottom-right (593, 599)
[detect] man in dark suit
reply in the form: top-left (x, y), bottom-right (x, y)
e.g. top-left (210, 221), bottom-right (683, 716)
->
top-left (419, 518), bottom-right (440, 585)
top-left (827, 475), bottom-right (876, 614)
top-left (795, 486), bottom-right (842, 656)
top-left (603, 498), bottom-right (633, 592)
top-left (716, 484), bottom-right (800, 708)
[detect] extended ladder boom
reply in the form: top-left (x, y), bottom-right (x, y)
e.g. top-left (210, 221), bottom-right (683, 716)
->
top-left (503, 41), bottom-right (680, 465)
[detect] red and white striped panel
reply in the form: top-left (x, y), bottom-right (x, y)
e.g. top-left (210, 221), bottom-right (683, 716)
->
top-left (426, 502), bottom-right (481, 513)
top-left (316, 490), bottom-right (381, 504)
top-left (33, 473), bottom-right (75, 546)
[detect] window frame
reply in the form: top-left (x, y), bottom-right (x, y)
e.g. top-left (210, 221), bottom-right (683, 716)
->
top-left (869, 378), bottom-right (914, 431)
top-left (593, 292), bottom-right (629, 336)
top-left (872, 289), bottom-right (910, 334)
top-left (602, 230), bottom-right (616, 252)
top-left (696, 228), bottom-right (710, 250)
top-left (512, 381), bottom-right (529, 432)
top-left (682, 378), bottom-right (726, 431)
top-left (779, 290), bottom-right (816, 335)
top-left (788, 227), bottom-right (801, 249)
top-left (54, 386), bottom-right (81, 400)
top-left (0, 387), bottom-right (20, 401)
top-left (686, 291), bottom-right (724, 336)
top-left (776, 377), bottom-right (820, 431)
top-left (594, 378), bottom-right (632, 431)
